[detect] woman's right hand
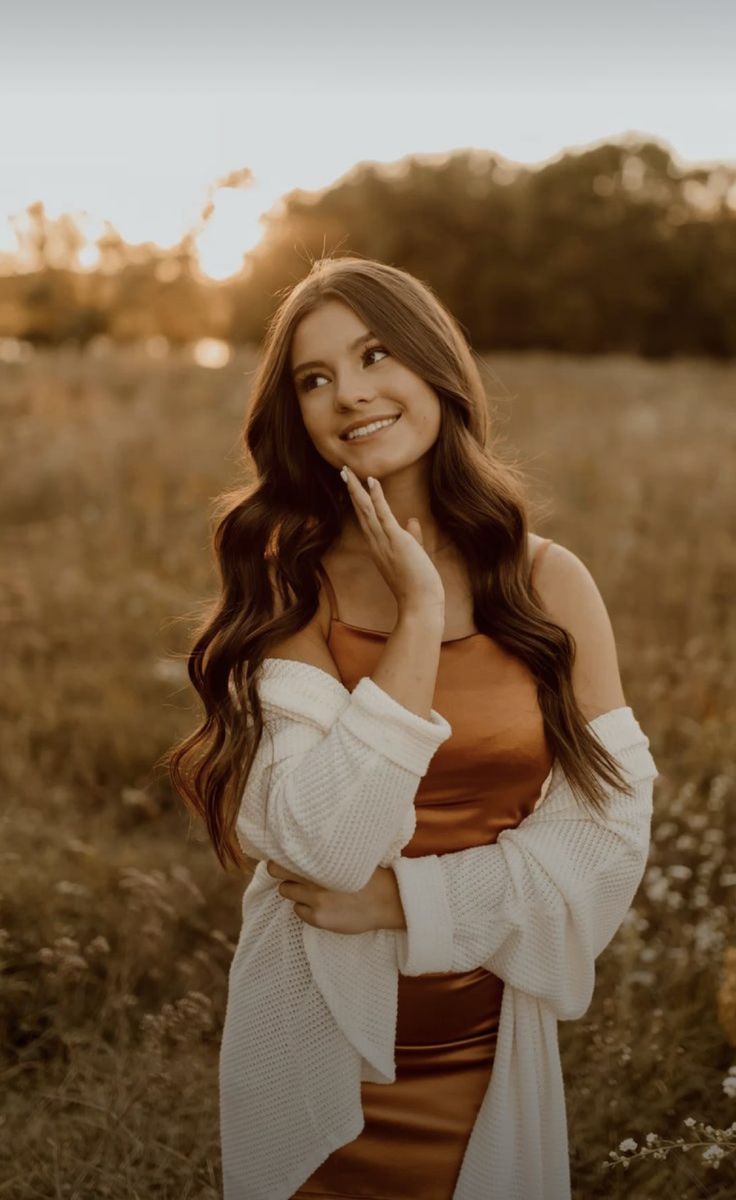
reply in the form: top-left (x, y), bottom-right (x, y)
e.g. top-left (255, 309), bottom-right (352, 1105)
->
top-left (340, 466), bottom-right (446, 616)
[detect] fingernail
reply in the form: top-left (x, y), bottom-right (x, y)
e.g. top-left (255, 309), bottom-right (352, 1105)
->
top-left (340, 466), bottom-right (348, 483)
top-left (367, 476), bottom-right (376, 489)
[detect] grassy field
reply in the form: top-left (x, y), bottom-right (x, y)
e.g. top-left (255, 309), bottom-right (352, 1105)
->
top-left (1, 341), bottom-right (735, 1197)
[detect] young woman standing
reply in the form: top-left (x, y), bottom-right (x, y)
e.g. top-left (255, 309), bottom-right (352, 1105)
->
top-left (167, 256), bottom-right (657, 1199)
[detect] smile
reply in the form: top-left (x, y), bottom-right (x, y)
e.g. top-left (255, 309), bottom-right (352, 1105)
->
top-left (341, 414), bottom-right (401, 444)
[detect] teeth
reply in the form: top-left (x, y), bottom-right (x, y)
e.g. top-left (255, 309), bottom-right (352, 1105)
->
top-left (345, 416), bottom-right (399, 441)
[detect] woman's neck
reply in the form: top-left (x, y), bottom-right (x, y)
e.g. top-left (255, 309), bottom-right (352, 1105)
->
top-left (334, 530), bottom-right (456, 559)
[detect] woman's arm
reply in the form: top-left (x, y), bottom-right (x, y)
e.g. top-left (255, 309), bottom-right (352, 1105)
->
top-left (389, 714), bottom-right (657, 1019)
top-left (236, 659), bottom-right (451, 893)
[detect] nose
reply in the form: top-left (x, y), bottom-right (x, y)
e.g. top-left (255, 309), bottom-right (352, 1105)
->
top-left (333, 363), bottom-right (376, 407)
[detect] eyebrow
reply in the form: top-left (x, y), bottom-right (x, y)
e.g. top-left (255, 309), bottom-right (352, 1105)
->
top-left (292, 331), bottom-right (375, 378)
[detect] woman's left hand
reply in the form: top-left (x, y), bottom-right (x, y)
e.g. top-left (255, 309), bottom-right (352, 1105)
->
top-left (266, 859), bottom-right (405, 934)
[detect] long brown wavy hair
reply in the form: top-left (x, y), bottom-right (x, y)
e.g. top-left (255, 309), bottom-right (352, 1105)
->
top-left (164, 254), bottom-right (634, 873)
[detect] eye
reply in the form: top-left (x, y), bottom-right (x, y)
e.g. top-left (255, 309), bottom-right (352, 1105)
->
top-left (296, 344), bottom-right (389, 393)
top-left (298, 371), bottom-right (327, 393)
top-left (363, 344), bottom-right (389, 367)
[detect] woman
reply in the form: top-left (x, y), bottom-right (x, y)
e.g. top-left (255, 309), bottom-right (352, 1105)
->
top-left (166, 256), bottom-right (659, 1199)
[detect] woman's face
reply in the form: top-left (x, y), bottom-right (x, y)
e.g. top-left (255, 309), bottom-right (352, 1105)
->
top-left (289, 299), bottom-right (441, 481)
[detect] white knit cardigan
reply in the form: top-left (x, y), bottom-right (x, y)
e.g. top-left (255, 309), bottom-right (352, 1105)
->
top-left (219, 658), bottom-right (659, 1200)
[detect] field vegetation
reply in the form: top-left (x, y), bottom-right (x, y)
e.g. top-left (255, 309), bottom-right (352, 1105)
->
top-left (1, 342), bottom-right (734, 1196)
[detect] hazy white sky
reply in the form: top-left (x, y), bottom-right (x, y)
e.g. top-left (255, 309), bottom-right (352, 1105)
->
top-left (2, 0), bottom-right (734, 277)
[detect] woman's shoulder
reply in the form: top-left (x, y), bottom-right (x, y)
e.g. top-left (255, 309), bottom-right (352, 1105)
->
top-left (528, 534), bottom-right (591, 592)
top-left (527, 532), bottom-right (550, 571)
top-left (528, 532), bottom-right (599, 607)
top-left (527, 535), bottom-right (627, 717)
top-left (529, 531), bottom-right (577, 585)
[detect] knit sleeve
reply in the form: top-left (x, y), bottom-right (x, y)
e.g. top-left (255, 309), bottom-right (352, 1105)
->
top-left (390, 706), bottom-right (658, 1021)
top-left (235, 658), bottom-right (452, 893)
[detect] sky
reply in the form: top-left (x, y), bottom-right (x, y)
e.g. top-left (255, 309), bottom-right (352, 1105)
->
top-left (2, 0), bottom-right (735, 278)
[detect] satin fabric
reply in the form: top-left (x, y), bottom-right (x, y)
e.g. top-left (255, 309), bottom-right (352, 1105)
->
top-left (292, 541), bottom-right (555, 1199)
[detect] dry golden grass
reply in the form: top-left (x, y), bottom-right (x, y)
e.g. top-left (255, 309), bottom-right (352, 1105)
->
top-left (1, 341), bottom-right (735, 1197)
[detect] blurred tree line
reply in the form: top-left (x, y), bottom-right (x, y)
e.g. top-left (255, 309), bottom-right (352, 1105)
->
top-left (1, 136), bottom-right (735, 356)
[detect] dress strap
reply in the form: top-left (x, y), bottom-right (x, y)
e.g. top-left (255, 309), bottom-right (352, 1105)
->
top-left (531, 537), bottom-right (554, 584)
top-left (319, 566), bottom-right (340, 623)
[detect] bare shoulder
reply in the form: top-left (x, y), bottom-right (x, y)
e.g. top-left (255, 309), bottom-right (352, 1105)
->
top-left (526, 532), bottom-right (549, 572)
top-left (529, 536), bottom-right (627, 722)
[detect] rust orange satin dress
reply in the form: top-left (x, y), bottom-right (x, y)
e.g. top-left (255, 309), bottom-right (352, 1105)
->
top-left (292, 540), bottom-right (555, 1200)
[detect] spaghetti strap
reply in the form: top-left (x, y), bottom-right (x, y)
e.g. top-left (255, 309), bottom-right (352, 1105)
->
top-left (531, 537), bottom-right (554, 583)
top-left (319, 566), bottom-right (340, 623)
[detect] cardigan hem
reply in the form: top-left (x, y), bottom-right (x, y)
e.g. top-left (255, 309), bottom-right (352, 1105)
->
top-left (282, 1111), bottom-right (365, 1200)
top-left (224, 1110), bottom-right (365, 1200)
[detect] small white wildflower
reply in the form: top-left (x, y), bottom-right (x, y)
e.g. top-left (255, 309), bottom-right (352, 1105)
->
top-left (667, 864), bottom-right (693, 880)
top-left (644, 876), bottom-right (670, 902)
top-left (702, 1144), bottom-right (725, 1165)
top-left (54, 880), bottom-right (90, 897)
top-left (619, 1138), bottom-right (638, 1153)
top-left (723, 1072), bottom-right (736, 1099)
top-left (66, 837), bottom-right (96, 857)
top-left (121, 787), bottom-right (159, 816)
top-left (629, 970), bottom-right (656, 987)
top-left (645, 1132), bottom-right (659, 1145)
top-left (152, 657), bottom-right (188, 684)
top-left (674, 834), bottom-right (696, 851)
top-left (683, 1117), bottom-right (696, 1127)
top-left (86, 935), bottom-right (110, 957)
top-left (655, 821), bottom-right (678, 840)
